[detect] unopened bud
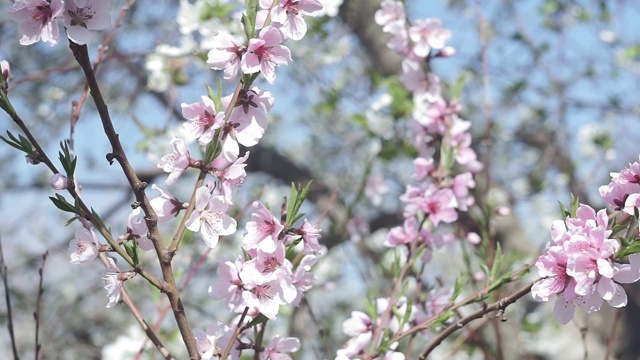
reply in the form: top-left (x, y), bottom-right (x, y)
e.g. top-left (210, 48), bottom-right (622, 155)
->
top-left (0, 60), bottom-right (9, 83)
top-left (50, 173), bottom-right (71, 190)
top-left (437, 46), bottom-right (457, 58)
top-left (495, 206), bottom-right (511, 217)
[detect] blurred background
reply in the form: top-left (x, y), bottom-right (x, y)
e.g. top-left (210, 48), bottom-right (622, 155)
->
top-left (1, 0), bottom-right (640, 359)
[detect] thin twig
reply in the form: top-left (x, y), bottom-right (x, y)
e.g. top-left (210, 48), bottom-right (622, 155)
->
top-left (418, 281), bottom-right (534, 359)
top-left (0, 235), bottom-right (19, 360)
top-left (221, 307), bottom-right (250, 360)
top-left (68, 41), bottom-right (199, 359)
top-left (604, 310), bottom-right (622, 360)
top-left (120, 288), bottom-right (175, 360)
top-left (34, 250), bottom-right (48, 360)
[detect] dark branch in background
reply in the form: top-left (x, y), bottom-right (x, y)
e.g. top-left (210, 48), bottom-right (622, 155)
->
top-left (34, 251), bottom-right (48, 360)
top-left (339, 0), bottom-right (402, 76)
top-left (0, 235), bottom-right (19, 360)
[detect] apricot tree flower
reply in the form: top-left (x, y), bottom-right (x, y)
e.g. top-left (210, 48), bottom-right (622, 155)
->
top-left (157, 138), bottom-right (192, 185)
top-left (62, 0), bottom-right (112, 45)
top-left (241, 26), bottom-right (292, 84)
top-left (9, 0), bottom-right (65, 46)
top-left (68, 226), bottom-right (100, 263)
top-left (243, 201), bottom-right (284, 252)
top-left (220, 87), bottom-right (273, 161)
top-left (264, 0), bottom-right (323, 41)
top-left (185, 185), bottom-right (237, 248)
top-left (408, 18), bottom-right (451, 58)
top-left (102, 257), bottom-right (135, 308)
top-left (260, 335), bottom-right (300, 360)
top-left (181, 95), bottom-right (225, 146)
top-left (149, 184), bottom-right (184, 222)
top-left (206, 30), bottom-right (246, 79)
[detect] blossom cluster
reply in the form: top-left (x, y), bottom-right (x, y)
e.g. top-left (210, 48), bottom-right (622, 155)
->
top-left (532, 157), bottom-right (640, 324)
top-left (336, 289), bottom-right (452, 360)
top-left (60, 1), bottom-right (326, 358)
top-left (336, 1), bottom-right (480, 357)
top-left (8, 0), bottom-right (112, 46)
top-left (375, 0), bottom-right (480, 257)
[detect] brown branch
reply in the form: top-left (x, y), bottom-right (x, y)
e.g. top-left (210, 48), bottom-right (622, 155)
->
top-left (0, 235), bottom-right (19, 360)
top-left (68, 42), bottom-right (199, 359)
top-left (418, 281), bottom-right (534, 359)
top-left (34, 250), bottom-right (48, 360)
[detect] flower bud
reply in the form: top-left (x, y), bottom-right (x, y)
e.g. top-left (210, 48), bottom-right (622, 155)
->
top-left (0, 60), bottom-right (9, 83)
top-left (437, 46), bottom-right (457, 58)
top-left (50, 173), bottom-right (71, 190)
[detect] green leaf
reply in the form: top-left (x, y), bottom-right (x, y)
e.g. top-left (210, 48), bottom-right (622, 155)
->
top-left (617, 240), bottom-right (640, 258)
top-left (242, 0), bottom-right (258, 39)
top-left (285, 181), bottom-right (313, 227)
top-left (569, 194), bottom-right (580, 217)
top-left (245, 313), bottom-right (269, 328)
top-left (49, 194), bottom-right (79, 214)
top-left (451, 275), bottom-right (467, 302)
top-left (557, 200), bottom-right (569, 218)
top-left (490, 243), bottom-right (503, 281)
top-left (124, 240), bottom-right (140, 265)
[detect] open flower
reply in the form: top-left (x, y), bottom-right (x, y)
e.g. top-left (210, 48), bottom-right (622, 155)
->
top-left (9, 0), bottom-right (64, 46)
top-left (241, 26), bottom-right (292, 83)
top-left (157, 138), bottom-right (192, 185)
top-left (185, 186), bottom-right (237, 248)
top-left (68, 226), bottom-right (100, 263)
top-left (63, 0), bottom-right (112, 45)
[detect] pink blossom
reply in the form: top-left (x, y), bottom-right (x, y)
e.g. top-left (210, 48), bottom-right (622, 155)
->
top-left (400, 59), bottom-right (440, 97)
top-left (256, 241), bottom-right (286, 274)
top-left (181, 96), bottom-right (225, 146)
top-left (298, 219), bottom-right (322, 253)
top-left (9, 0), bottom-right (64, 46)
top-left (413, 157), bottom-right (435, 181)
top-left (185, 186), bottom-right (237, 248)
top-left (149, 184), bottom-right (183, 222)
top-left (408, 18), bottom-right (451, 58)
top-left (127, 207), bottom-right (154, 251)
top-left (243, 201), bottom-right (284, 252)
top-left (50, 173), bottom-right (71, 190)
top-left (260, 335), bottom-right (300, 360)
top-left (0, 60), bottom-right (9, 84)
top-left (102, 257), bottom-right (135, 308)
top-left (383, 21), bottom-right (410, 54)
top-left (192, 321), bottom-right (230, 360)
top-left (68, 226), bottom-right (100, 263)
top-left (62, 0), bottom-right (112, 45)
top-left (374, 0), bottom-right (406, 29)
top-left (157, 138), bottom-right (192, 185)
top-left (239, 262), bottom-right (297, 319)
top-left (209, 256), bottom-right (246, 310)
top-left (385, 216), bottom-right (419, 247)
top-left (290, 254), bottom-right (317, 306)
top-left (450, 172), bottom-right (475, 211)
top-left (420, 188), bottom-right (458, 226)
top-left (241, 26), bottom-right (292, 83)
top-left (265, 0), bottom-right (323, 41)
top-left (207, 31), bottom-right (246, 79)
top-left (220, 87), bottom-right (273, 161)
top-left (210, 151), bottom-right (250, 204)
top-left (531, 246), bottom-right (569, 302)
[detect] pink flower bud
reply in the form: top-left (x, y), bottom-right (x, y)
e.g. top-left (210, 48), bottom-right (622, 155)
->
top-left (466, 232), bottom-right (481, 245)
top-left (438, 46), bottom-right (457, 58)
top-left (0, 60), bottom-right (9, 83)
top-left (495, 206), bottom-right (511, 216)
top-left (50, 173), bottom-right (70, 190)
